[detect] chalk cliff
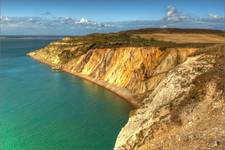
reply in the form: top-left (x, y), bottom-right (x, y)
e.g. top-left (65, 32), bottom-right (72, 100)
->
top-left (27, 29), bottom-right (224, 150)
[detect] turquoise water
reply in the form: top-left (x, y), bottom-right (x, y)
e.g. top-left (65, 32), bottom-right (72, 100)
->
top-left (0, 39), bottom-right (132, 150)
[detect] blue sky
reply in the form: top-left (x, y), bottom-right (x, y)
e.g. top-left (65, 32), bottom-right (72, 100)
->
top-left (0, 0), bottom-right (224, 35)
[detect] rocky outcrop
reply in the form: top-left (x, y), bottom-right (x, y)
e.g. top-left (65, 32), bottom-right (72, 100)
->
top-left (115, 45), bottom-right (224, 150)
top-left (27, 29), bottom-right (224, 150)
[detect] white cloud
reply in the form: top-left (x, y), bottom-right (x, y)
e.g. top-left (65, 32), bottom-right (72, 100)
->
top-left (0, 16), bottom-right (114, 35)
top-left (167, 5), bottom-right (177, 17)
top-left (208, 13), bottom-right (223, 20)
top-left (160, 25), bottom-right (168, 28)
top-left (164, 5), bottom-right (189, 22)
top-left (1, 7), bottom-right (224, 35)
top-left (79, 18), bottom-right (89, 24)
top-left (75, 18), bottom-right (98, 25)
top-left (0, 16), bottom-right (10, 21)
top-left (162, 5), bottom-right (224, 27)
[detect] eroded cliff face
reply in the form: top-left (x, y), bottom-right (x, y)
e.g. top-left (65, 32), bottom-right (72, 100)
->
top-left (27, 33), bottom-right (224, 150)
top-left (28, 37), bottom-right (198, 106)
top-left (115, 45), bottom-right (224, 150)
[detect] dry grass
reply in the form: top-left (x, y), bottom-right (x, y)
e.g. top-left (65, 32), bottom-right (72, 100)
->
top-left (134, 33), bottom-right (224, 44)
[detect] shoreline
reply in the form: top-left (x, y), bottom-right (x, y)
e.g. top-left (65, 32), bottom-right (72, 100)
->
top-left (27, 53), bottom-right (138, 108)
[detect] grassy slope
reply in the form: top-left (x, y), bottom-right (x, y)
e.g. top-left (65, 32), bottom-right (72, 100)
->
top-left (61, 28), bottom-right (224, 50)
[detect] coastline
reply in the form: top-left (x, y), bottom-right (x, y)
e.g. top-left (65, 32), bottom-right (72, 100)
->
top-left (27, 53), bottom-right (138, 108)
top-left (26, 41), bottom-right (225, 150)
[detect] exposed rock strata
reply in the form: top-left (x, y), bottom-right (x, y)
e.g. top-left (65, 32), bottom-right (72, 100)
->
top-left (27, 30), bottom-right (224, 150)
top-left (115, 45), bottom-right (224, 150)
top-left (28, 39), bottom-right (198, 106)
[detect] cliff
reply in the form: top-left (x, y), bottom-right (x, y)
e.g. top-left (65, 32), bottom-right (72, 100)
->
top-left (115, 44), bottom-right (224, 150)
top-left (27, 28), bottom-right (224, 149)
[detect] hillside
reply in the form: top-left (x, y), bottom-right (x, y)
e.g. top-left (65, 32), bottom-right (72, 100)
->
top-left (27, 28), bottom-right (225, 149)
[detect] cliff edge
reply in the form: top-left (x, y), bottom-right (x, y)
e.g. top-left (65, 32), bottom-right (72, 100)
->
top-left (27, 28), bottom-right (225, 149)
top-left (115, 44), bottom-right (224, 150)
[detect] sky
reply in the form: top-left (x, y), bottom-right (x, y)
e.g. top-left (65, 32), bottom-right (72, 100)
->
top-left (0, 0), bottom-right (224, 35)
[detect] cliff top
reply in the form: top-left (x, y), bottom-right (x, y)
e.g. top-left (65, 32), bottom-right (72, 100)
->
top-left (122, 28), bottom-right (224, 35)
top-left (61, 28), bottom-right (224, 50)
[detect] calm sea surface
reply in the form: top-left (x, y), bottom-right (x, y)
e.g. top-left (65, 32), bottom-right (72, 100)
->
top-left (0, 38), bottom-right (132, 150)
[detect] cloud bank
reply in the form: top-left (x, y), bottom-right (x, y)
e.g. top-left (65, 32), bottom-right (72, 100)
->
top-left (0, 5), bottom-right (224, 35)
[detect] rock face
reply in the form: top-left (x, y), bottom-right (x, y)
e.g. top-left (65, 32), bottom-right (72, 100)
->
top-left (27, 29), bottom-right (224, 150)
top-left (27, 40), bottom-right (198, 106)
top-left (115, 45), bottom-right (225, 150)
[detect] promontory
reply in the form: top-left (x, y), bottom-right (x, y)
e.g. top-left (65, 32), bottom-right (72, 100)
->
top-left (28, 28), bottom-right (225, 150)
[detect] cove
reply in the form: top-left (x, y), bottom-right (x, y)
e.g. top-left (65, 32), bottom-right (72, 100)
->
top-left (0, 38), bottom-right (132, 150)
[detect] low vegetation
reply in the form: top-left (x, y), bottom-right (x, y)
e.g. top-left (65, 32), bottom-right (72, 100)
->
top-left (61, 31), bottom-right (217, 50)
top-left (41, 28), bottom-right (224, 64)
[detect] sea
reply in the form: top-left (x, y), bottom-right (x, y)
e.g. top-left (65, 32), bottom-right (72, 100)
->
top-left (0, 37), bottom-right (132, 150)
